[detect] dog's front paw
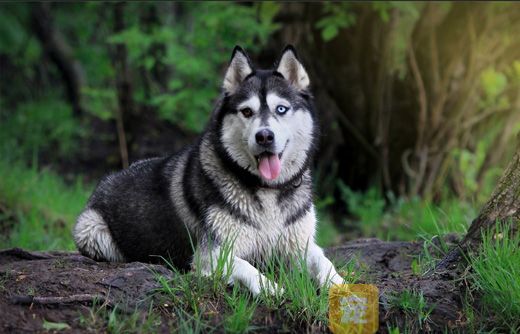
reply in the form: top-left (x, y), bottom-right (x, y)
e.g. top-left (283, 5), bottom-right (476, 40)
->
top-left (250, 275), bottom-right (283, 296)
top-left (329, 272), bottom-right (344, 286)
top-left (318, 269), bottom-right (344, 289)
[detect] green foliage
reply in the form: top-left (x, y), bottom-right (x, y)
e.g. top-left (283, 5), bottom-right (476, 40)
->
top-left (469, 223), bottom-right (520, 332)
top-left (480, 67), bottom-right (510, 109)
top-left (108, 2), bottom-right (279, 132)
top-left (0, 3), bottom-right (278, 134)
top-left (0, 4), bottom-right (41, 64)
top-left (450, 125), bottom-right (504, 204)
top-left (451, 146), bottom-right (502, 204)
top-left (82, 87), bottom-right (118, 120)
top-left (336, 181), bottom-right (475, 241)
top-left (338, 181), bottom-right (386, 237)
top-left (315, 3), bottom-right (356, 42)
top-left (0, 99), bottom-right (79, 162)
top-left (0, 159), bottom-right (90, 250)
top-left (453, 148), bottom-right (485, 194)
top-left (411, 234), bottom-right (453, 277)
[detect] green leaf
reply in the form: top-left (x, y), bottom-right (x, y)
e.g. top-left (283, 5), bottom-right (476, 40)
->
top-left (42, 320), bottom-right (71, 331)
top-left (481, 68), bottom-right (508, 100)
top-left (322, 25), bottom-right (339, 41)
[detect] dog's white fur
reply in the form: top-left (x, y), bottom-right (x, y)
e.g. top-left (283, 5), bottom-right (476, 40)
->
top-left (74, 209), bottom-right (125, 262)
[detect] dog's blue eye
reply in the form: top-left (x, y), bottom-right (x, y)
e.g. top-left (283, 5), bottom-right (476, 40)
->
top-left (276, 105), bottom-right (289, 115)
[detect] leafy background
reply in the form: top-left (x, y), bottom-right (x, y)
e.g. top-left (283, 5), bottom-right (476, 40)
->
top-left (0, 2), bottom-right (519, 249)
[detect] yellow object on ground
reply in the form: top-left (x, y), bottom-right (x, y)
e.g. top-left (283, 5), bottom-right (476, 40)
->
top-left (329, 284), bottom-right (379, 334)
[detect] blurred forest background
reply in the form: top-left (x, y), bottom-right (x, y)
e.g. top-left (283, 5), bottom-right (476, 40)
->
top-left (1, 2), bottom-right (519, 250)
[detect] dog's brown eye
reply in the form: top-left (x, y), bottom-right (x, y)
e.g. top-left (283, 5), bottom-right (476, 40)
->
top-left (240, 108), bottom-right (253, 118)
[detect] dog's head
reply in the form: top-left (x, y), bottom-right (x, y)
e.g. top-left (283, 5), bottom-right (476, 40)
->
top-left (213, 45), bottom-right (317, 187)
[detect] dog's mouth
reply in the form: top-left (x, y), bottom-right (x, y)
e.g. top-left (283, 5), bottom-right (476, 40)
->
top-left (255, 151), bottom-right (283, 181)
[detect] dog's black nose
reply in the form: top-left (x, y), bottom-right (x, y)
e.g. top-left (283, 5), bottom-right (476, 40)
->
top-left (255, 129), bottom-right (275, 147)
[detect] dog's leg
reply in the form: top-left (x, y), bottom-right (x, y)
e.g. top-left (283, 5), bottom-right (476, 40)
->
top-left (284, 208), bottom-right (343, 288)
top-left (305, 242), bottom-right (344, 288)
top-left (230, 256), bottom-right (282, 296)
top-left (195, 244), bottom-right (281, 296)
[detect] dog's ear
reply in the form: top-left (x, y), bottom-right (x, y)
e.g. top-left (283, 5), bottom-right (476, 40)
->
top-left (223, 46), bottom-right (253, 94)
top-left (275, 45), bottom-right (310, 91)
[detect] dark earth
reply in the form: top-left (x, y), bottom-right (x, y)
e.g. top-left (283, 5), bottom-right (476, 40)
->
top-left (0, 238), bottom-right (467, 333)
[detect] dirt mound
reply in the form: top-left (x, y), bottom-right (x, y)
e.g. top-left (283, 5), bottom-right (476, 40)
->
top-left (0, 239), bottom-right (465, 333)
top-left (327, 237), bottom-right (464, 331)
top-left (0, 248), bottom-right (171, 333)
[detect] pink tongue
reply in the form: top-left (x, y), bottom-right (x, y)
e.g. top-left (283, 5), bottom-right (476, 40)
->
top-left (258, 154), bottom-right (281, 181)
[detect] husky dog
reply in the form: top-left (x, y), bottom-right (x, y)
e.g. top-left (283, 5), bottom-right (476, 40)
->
top-left (73, 46), bottom-right (343, 295)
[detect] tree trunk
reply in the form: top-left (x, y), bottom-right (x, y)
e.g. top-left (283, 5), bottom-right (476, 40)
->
top-left (112, 2), bottom-right (132, 169)
top-left (463, 147), bottom-right (520, 244)
top-left (31, 3), bottom-right (85, 117)
top-left (436, 136), bottom-right (520, 271)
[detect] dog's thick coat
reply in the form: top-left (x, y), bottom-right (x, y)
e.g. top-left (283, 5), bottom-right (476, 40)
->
top-left (74, 46), bottom-right (343, 294)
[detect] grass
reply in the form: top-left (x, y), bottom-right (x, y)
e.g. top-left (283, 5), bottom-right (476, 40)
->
top-left (410, 233), bottom-right (454, 277)
top-left (0, 158), bottom-right (90, 250)
top-left (153, 239), bottom-right (362, 332)
top-left (79, 301), bottom-right (161, 333)
top-left (388, 289), bottom-right (434, 331)
top-left (259, 254), bottom-right (330, 325)
top-left (468, 223), bottom-right (520, 332)
top-left (223, 286), bottom-right (257, 333)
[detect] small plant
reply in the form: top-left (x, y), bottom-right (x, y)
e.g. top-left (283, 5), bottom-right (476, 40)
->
top-left (79, 301), bottom-right (160, 334)
top-left (42, 320), bottom-right (71, 331)
top-left (389, 289), bottom-right (434, 330)
top-left (0, 272), bottom-right (10, 292)
top-left (413, 233), bottom-right (453, 276)
top-left (224, 285), bottom-right (256, 334)
top-left (337, 181), bottom-right (387, 239)
top-left (52, 259), bottom-right (67, 269)
top-left (410, 258), bottom-right (421, 276)
top-left (173, 307), bottom-right (215, 334)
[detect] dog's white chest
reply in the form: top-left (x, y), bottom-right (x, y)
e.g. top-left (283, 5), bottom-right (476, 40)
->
top-left (206, 188), bottom-right (289, 259)
top-left (253, 190), bottom-right (284, 227)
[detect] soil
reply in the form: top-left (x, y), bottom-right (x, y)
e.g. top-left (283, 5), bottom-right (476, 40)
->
top-left (0, 238), bottom-right (468, 333)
